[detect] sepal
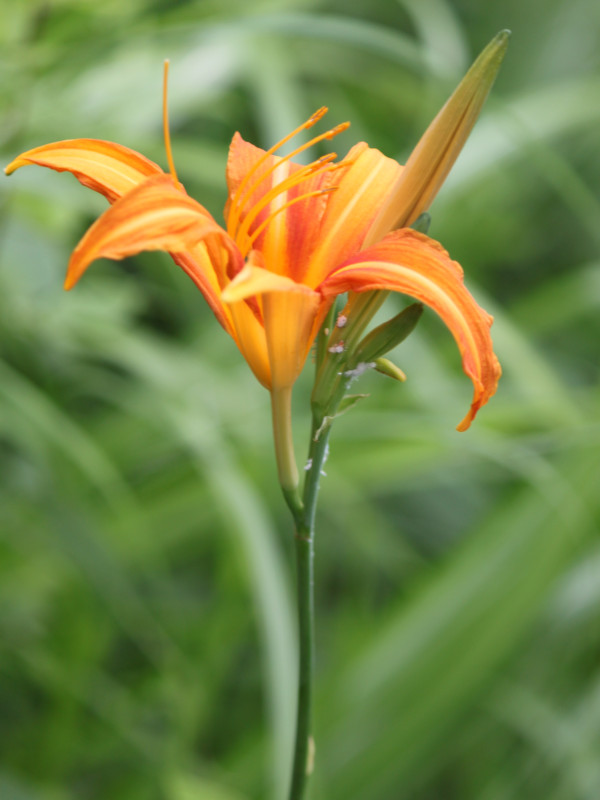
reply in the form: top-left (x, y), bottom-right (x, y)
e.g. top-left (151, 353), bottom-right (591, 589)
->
top-left (337, 393), bottom-right (370, 414)
top-left (352, 302), bottom-right (423, 364)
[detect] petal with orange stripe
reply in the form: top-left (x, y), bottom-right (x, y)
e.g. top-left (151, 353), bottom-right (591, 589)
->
top-left (65, 175), bottom-right (228, 327)
top-left (301, 143), bottom-right (403, 288)
top-left (4, 138), bottom-right (163, 203)
top-left (320, 229), bottom-right (501, 430)
top-left (170, 246), bottom-right (237, 337)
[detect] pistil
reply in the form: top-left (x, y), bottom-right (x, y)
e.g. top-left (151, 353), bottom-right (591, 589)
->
top-left (162, 60), bottom-right (179, 184)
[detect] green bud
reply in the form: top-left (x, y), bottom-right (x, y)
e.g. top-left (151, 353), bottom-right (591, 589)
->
top-left (363, 30), bottom-right (510, 245)
top-left (374, 358), bottom-right (407, 382)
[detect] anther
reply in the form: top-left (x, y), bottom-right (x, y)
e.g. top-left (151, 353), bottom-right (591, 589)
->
top-left (315, 153), bottom-right (338, 165)
top-left (329, 158), bottom-right (356, 172)
top-left (323, 122), bottom-right (351, 139)
top-left (307, 107), bottom-right (328, 126)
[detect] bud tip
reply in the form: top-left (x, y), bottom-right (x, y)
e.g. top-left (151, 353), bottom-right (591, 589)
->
top-left (492, 29), bottom-right (511, 53)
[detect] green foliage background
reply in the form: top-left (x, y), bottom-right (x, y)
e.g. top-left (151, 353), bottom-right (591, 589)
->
top-left (1, 1), bottom-right (599, 798)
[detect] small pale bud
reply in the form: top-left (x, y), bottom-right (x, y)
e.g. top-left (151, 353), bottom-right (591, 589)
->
top-left (374, 358), bottom-right (407, 382)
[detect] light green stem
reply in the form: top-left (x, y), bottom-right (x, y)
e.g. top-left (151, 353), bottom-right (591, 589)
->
top-left (271, 387), bottom-right (299, 493)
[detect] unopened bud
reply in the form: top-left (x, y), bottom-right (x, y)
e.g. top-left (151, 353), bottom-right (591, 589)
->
top-left (374, 358), bottom-right (407, 382)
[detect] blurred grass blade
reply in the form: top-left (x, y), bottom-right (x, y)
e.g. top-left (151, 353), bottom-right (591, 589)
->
top-left (320, 451), bottom-right (597, 798)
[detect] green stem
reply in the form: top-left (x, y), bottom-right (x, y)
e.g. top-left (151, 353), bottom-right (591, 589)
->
top-left (287, 419), bottom-right (332, 800)
top-left (289, 526), bottom-right (314, 800)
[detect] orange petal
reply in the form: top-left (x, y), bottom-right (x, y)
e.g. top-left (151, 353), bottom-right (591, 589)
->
top-left (223, 256), bottom-right (322, 390)
top-left (4, 138), bottom-right (163, 203)
top-left (301, 143), bottom-right (403, 288)
top-left (222, 259), bottom-right (309, 302)
top-left (365, 31), bottom-right (510, 243)
top-left (320, 229), bottom-right (501, 430)
top-left (65, 173), bottom-right (225, 290)
top-left (226, 298), bottom-right (272, 388)
top-left (170, 247), bottom-right (237, 337)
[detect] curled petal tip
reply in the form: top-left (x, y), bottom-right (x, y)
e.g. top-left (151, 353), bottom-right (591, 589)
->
top-left (64, 247), bottom-right (88, 291)
top-left (63, 271), bottom-right (77, 291)
top-left (4, 155), bottom-right (30, 175)
top-left (456, 353), bottom-right (501, 431)
top-left (456, 414), bottom-right (473, 433)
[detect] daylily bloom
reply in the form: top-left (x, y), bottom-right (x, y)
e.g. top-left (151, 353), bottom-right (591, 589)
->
top-left (5, 33), bottom-right (507, 487)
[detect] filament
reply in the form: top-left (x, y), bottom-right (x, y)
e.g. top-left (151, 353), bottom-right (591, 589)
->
top-left (244, 187), bottom-right (338, 254)
top-left (227, 107), bottom-right (327, 232)
top-left (228, 122), bottom-right (350, 239)
top-left (234, 157), bottom-right (339, 249)
top-left (227, 110), bottom-right (350, 237)
top-left (239, 158), bottom-right (354, 255)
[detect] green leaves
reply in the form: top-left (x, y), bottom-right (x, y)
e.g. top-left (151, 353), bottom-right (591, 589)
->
top-left (352, 303), bottom-right (424, 365)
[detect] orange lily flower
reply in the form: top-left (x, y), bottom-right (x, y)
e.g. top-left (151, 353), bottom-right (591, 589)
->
top-left (5, 34), bottom-right (507, 485)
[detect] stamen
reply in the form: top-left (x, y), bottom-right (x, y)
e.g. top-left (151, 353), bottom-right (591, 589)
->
top-left (235, 157), bottom-right (354, 253)
top-left (229, 123), bottom-right (351, 239)
top-left (227, 115), bottom-right (351, 238)
top-left (244, 187), bottom-right (338, 254)
top-left (163, 59), bottom-right (178, 183)
top-left (234, 158), bottom-right (339, 250)
top-left (227, 107), bottom-right (328, 233)
top-left (236, 155), bottom-right (353, 247)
